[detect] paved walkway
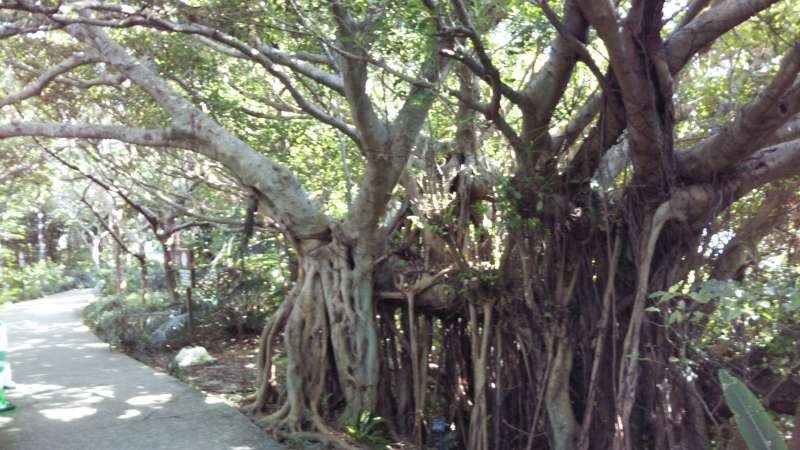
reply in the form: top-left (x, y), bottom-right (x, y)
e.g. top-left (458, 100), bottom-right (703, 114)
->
top-left (0, 289), bottom-right (282, 450)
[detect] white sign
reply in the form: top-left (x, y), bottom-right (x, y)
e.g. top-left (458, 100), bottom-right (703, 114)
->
top-left (179, 269), bottom-right (192, 288)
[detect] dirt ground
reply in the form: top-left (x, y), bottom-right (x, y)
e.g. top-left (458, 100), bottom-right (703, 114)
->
top-left (115, 324), bottom-right (417, 449)
top-left (128, 323), bottom-right (261, 406)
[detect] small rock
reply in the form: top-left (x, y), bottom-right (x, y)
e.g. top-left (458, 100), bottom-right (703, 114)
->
top-left (174, 346), bottom-right (216, 368)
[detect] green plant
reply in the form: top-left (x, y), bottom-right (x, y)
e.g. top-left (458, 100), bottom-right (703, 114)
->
top-left (0, 260), bottom-right (93, 303)
top-left (435, 431), bottom-right (460, 450)
top-left (344, 410), bottom-right (390, 450)
top-left (718, 369), bottom-right (788, 450)
top-left (82, 293), bottom-right (178, 351)
top-left (166, 360), bottom-right (183, 379)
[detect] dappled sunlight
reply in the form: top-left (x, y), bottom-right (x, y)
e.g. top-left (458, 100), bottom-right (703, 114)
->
top-left (0, 289), bottom-right (282, 448)
top-left (16, 301), bottom-right (87, 316)
top-left (60, 385), bottom-right (115, 401)
top-left (117, 409), bottom-right (142, 419)
top-left (205, 396), bottom-right (225, 405)
top-left (78, 342), bottom-right (107, 349)
top-left (11, 383), bottom-right (64, 396)
top-left (39, 406), bottom-right (97, 422)
top-left (125, 393), bottom-right (172, 407)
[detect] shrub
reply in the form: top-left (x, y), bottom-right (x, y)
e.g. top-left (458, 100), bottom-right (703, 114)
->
top-left (0, 260), bottom-right (94, 303)
top-left (82, 292), bottom-right (184, 351)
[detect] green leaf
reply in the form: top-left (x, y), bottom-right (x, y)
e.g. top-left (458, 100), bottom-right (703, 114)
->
top-left (718, 369), bottom-right (787, 450)
top-left (649, 291), bottom-right (675, 303)
top-left (668, 310), bottom-right (684, 325)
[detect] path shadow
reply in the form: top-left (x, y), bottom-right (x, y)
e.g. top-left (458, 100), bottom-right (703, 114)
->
top-left (0, 289), bottom-right (275, 450)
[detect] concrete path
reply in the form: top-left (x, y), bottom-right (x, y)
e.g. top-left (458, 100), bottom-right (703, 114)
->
top-left (0, 289), bottom-right (283, 450)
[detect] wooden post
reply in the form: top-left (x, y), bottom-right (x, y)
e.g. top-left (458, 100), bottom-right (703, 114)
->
top-left (186, 282), bottom-right (194, 344)
top-left (177, 248), bottom-right (195, 344)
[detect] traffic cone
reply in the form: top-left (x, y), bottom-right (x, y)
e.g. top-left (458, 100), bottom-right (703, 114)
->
top-left (0, 323), bottom-right (14, 412)
top-left (0, 383), bottom-right (14, 412)
top-left (0, 325), bottom-right (13, 389)
top-left (0, 353), bottom-right (13, 412)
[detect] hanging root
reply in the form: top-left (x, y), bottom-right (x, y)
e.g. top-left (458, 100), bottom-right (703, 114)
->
top-left (289, 431), bottom-right (363, 450)
top-left (259, 400), bottom-right (363, 450)
top-left (250, 254), bottom-right (326, 431)
top-left (249, 235), bottom-right (382, 449)
top-left (248, 290), bottom-right (295, 414)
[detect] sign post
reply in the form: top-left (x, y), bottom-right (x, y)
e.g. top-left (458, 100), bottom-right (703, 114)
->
top-left (176, 248), bottom-right (195, 343)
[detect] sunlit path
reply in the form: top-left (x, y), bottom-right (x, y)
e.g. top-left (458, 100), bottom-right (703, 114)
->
top-left (0, 289), bottom-right (281, 450)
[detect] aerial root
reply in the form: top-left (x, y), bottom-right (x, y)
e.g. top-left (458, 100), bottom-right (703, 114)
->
top-left (257, 404), bottom-right (362, 450)
top-left (289, 431), bottom-right (362, 450)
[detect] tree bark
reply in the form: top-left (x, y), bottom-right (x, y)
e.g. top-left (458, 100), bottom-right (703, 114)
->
top-left (112, 211), bottom-right (125, 295)
top-left (546, 340), bottom-right (579, 450)
top-left (257, 234), bottom-right (379, 430)
top-left (162, 241), bottom-right (178, 304)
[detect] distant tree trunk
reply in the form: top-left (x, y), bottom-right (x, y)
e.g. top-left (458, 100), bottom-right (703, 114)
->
top-left (113, 240), bottom-right (124, 294)
top-left (91, 232), bottom-right (102, 269)
top-left (36, 211), bottom-right (46, 262)
top-left (162, 242), bottom-right (178, 304)
top-left (111, 211), bottom-right (125, 295)
top-left (138, 254), bottom-right (148, 304)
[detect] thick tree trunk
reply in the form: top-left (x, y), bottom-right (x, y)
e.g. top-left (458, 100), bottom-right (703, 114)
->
top-left (255, 235), bottom-right (379, 432)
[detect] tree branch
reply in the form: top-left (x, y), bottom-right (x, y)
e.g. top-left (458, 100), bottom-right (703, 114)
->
top-left (524, 0), bottom-right (591, 127)
top-left (0, 51), bottom-right (101, 109)
top-left (678, 43), bottom-right (800, 181)
top-left (64, 23), bottom-right (329, 237)
top-left (330, 0), bottom-right (389, 152)
top-left (0, 122), bottom-right (191, 148)
top-left (80, 195), bottom-right (143, 262)
top-left (665, 0), bottom-right (781, 75)
top-left (0, 154), bottom-right (47, 182)
top-left (7, 2), bottom-right (346, 94)
top-left (711, 186), bottom-right (796, 280)
top-left (673, 137), bottom-right (800, 227)
top-left (565, 0), bottom-right (780, 182)
top-left (346, 1), bottom-right (453, 234)
top-left (731, 137), bottom-right (800, 197)
top-left (449, 0), bottom-right (523, 109)
top-left (552, 93), bottom-right (601, 153)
